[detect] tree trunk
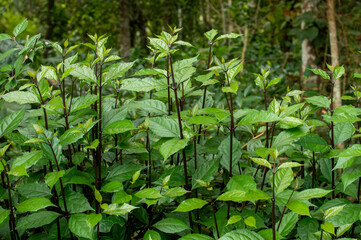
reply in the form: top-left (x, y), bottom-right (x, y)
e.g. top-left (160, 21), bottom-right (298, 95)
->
top-left (327, 0), bottom-right (341, 107)
top-left (119, 0), bottom-right (131, 58)
top-left (301, 0), bottom-right (317, 90)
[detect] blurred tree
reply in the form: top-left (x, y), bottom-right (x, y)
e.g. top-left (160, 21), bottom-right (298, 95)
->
top-left (119, 0), bottom-right (131, 58)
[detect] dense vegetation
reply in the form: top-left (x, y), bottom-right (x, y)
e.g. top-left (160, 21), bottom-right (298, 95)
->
top-left (1, 17), bottom-right (361, 240)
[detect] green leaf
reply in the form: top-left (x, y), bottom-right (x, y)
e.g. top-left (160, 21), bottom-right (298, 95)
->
top-left (101, 181), bottom-right (123, 192)
top-left (149, 117), bottom-right (180, 138)
top-left (292, 188), bottom-right (332, 201)
top-left (273, 126), bottom-right (310, 147)
top-left (287, 201), bottom-right (310, 216)
top-left (2, 91), bottom-right (40, 104)
top-left (102, 203), bottom-right (137, 215)
top-left (188, 116), bottom-right (217, 125)
top-left (192, 158), bottom-right (219, 189)
top-left (13, 19), bottom-right (28, 37)
top-left (333, 122), bottom-right (354, 145)
top-left (321, 222), bottom-right (335, 235)
top-left (278, 162), bottom-right (302, 170)
top-left (103, 120), bottom-right (135, 134)
top-left (0, 48), bottom-right (18, 62)
top-left (163, 187), bottom-right (189, 197)
top-left (70, 64), bottom-right (97, 84)
top-left (86, 213), bottom-right (102, 229)
top-left (113, 190), bottom-right (132, 204)
top-left (0, 33), bottom-right (11, 42)
top-left (276, 212), bottom-right (298, 236)
top-left (0, 209), bottom-right (10, 224)
top-left (267, 78), bottom-right (281, 89)
top-left (327, 203), bottom-right (361, 227)
top-left (70, 94), bottom-right (98, 113)
top-left (216, 190), bottom-right (246, 202)
top-left (59, 192), bottom-right (94, 214)
top-left (218, 229), bottom-right (264, 240)
top-left (227, 175), bottom-right (257, 191)
top-left (222, 81), bottom-right (238, 94)
top-left (238, 110), bottom-right (280, 125)
top-left (16, 197), bottom-right (55, 212)
top-left (160, 138), bottom-right (188, 161)
top-left (273, 168), bottom-right (293, 195)
top-left (104, 62), bottom-right (134, 84)
top-left (135, 188), bottom-right (162, 199)
top-left (341, 164), bottom-right (361, 190)
top-left (336, 223), bottom-right (352, 237)
top-left (59, 127), bottom-right (83, 146)
top-left (45, 170), bottom-right (65, 189)
top-left (0, 108), bottom-right (25, 138)
top-left (17, 182), bottom-right (52, 198)
top-left (297, 218), bottom-right (318, 240)
top-left (129, 99), bottom-right (167, 115)
top-left (121, 77), bottom-right (166, 92)
top-left (106, 163), bottom-right (144, 182)
top-left (153, 218), bottom-right (190, 234)
top-left (16, 211), bottom-right (60, 230)
top-left (244, 216), bottom-right (256, 228)
top-left (173, 198), bottom-right (208, 212)
top-left (215, 33), bottom-right (241, 41)
top-left (179, 234), bottom-right (213, 240)
top-left (278, 117), bottom-right (304, 129)
top-left (227, 215), bottom-right (243, 225)
top-left (309, 68), bottom-right (330, 80)
top-left (296, 134), bottom-right (330, 153)
top-left (219, 137), bottom-right (242, 170)
top-left (69, 213), bottom-right (93, 239)
top-left (324, 205), bottom-right (345, 220)
top-left (334, 65), bottom-right (345, 79)
top-left (204, 29), bottom-right (218, 42)
top-left (8, 164), bottom-right (28, 177)
top-left (251, 157), bottom-right (271, 169)
top-left (148, 38), bottom-right (169, 52)
top-left (305, 96), bottom-right (330, 108)
top-left (144, 230), bottom-right (162, 240)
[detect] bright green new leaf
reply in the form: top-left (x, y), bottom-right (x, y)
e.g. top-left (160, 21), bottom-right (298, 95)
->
top-left (286, 201), bottom-right (310, 216)
top-left (8, 164), bottom-right (28, 177)
top-left (135, 188), bottom-right (162, 199)
top-left (86, 213), bottom-right (102, 229)
top-left (173, 198), bottom-right (208, 212)
top-left (101, 181), bottom-right (123, 192)
top-left (45, 170), bottom-right (65, 189)
top-left (309, 68), bottom-right (330, 80)
top-left (244, 216), bottom-right (256, 228)
top-left (103, 203), bottom-right (137, 215)
top-left (227, 215), bottom-right (243, 225)
top-left (204, 29), bottom-right (218, 42)
top-left (144, 230), bottom-right (162, 240)
top-left (251, 157), bottom-right (271, 169)
top-left (163, 187), bottom-right (189, 197)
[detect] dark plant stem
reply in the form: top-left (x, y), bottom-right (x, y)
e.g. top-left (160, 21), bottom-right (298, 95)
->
top-left (97, 62), bottom-right (103, 190)
top-left (298, 109), bottom-right (304, 178)
top-left (193, 134), bottom-right (201, 233)
top-left (208, 189), bottom-right (220, 238)
top-left (166, 55), bottom-right (172, 115)
top-left (197, 42), bottom-right (213, 143)
top-left (271, 164), bottom-right (276, 240)
top-left (277, 188), bottom-right (295, 231)
top-left (169, 53), bottom-right (192, 229)
top-left (0, 161), bottom-right (18, 240)
top-left (312, 152), bottom-right (316, 188)
top-left (330, 75), bottom-right (335, 199)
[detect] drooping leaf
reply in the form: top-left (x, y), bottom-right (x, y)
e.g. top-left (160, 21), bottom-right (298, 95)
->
top-left (2, 91), bottom-right (39, 104)
top-left (153, 218), bottom-right (190, 234)
top-left (159, 138), bottom-right (188, 161)
top-left (276, 212), bottom-right (298, 237)
top-left (0, 108), bottom-right (25, 138)
top-left (16, 211), bottom-right (60, 230)
top-left (103, 120), bottom-right (135, 134)
top-left (103, 62), bottom-right (134, 84)
top-left (59, 192), bottom-right (94, 214)
top-left (273, 168), bottom-right (293, 195)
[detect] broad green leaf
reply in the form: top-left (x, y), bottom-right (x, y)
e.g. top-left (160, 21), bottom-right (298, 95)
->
top-left (296, 134), bottom-right (330, 153)
top-left (257, 229), bottom-right (283, 240)
top-left (70, 94), bottom-right (98, 113)
top-left (173, 198), bottom-right (208, 212)
top-left (273, 168), bottom-right (293, 195)
top-left (0, 33), bottom-right (11, 42)
top-left (276, 211), bottom-right (298, 236)
top-left (278, 162), bottom-right (302, 170)
top-left (0, 209), bottom-right (10, 224)
top-left (149, 117), bottom-right (180, 138)
top-left (153, 218), bottom-right (190, 234)
top-left (305, 96), bottom-right (330, 108)
top-left (8, 164), bottom-right (28, 177)
top-left (336, 223), bottom-right (352, 237)
top-left (188, 116), bottom-right (217, 125)
top-left (106, 164), bottom-right (144, 182)
top-left (113, 190), bottom-right (132, 204)
top-left (13, 19), bottom-right (28, 37)
top-left (45, 170), bottom-right (65, 189)
top-left (251, 157), bottom-right (271, 169)
top-left (59, 192), bottom-right (94, 214)
top-left (160, 138), bottom-right (188, 161)
top-left (333, 122), bottom-right (354, 145)
top-left (121, 77), bottom-right (166, 92)
top-left (334, 65), bottom-right (345, 79)
top-left (0, 48), bottom-right (18, 62)
top-left (102, 203), bottom-right (137, 215)
top-left (179, 233), bottom-right (213, 240)
top-left (163, 187), bottom-right (189, 197)
top-left (70, 64), bottom-right (97, 84)
top-left (222, 81), bottom-right (238, 94)
top-left (228, 62), bottom-right (243, 82)
top-left (244, 216), bottom-right (256, 228)
top-left (219, 137), bottom-right (242, 171)
top-left (135, 188), bottom-right (162, 199)
top-left (216, 190), bottom-right (246, 202)
top-left (341, 164), bottom-right (361, 190)
top-left (129, 99), bottom-right (167, 115)
top-left (0, 108), bottom-right (25, 138)
top-left (101, 181), bottom-right (123, 192)
top-left (192, 158), bottom-right (219, 189)
top-left (2, 91), bottom-right (39, 104)
top-left (218, 229), bottom-right (264, 240)
top-left (292, 188), bottom-right (332, 201)
top-left (227, 175), bottom-right (257, 191)
top-left (103, 62), bottom-right (134, 84)
top-left (86, 213), bottom-right (102, 229)
top-left (336, 145), bottom-right (361, 157)
top-left (324, 205), bottom-right (345, 220)
top-left (287, 201), bottom-right (310, 216)
top-left (238, 110), bottom-right (280, 125)
top-left (267, 77), bottom-right (281, 89)
top-left (16, 197), bottom-right (55, 212)
top-left (309, 68), bottom-right (330, 80)
top-left (59, 127), bottom-right (83, 145)
top-left (17, 182), bottom-right (52, 198)
top-left (16, 211), bottom-right (60, 230)
top-left (148, 38), bottom-right (169, 52)
top-left (297, 218), bottom-right (318, 240)
top-left (227, 215), bottom-right (243, 225)
top-left (321, 222), bottom-right (335, 235)
top-left (215, 33), bottom-right (241, 41)
top-left (144, 230), bottom-right (162, 240)
top-left (103, 120), bottom-right (135, 134)
top-left (278, 117), bottom-right (304, 129)
top-left (327, 204), bottom-right (361, 227)
top-left (273, 126), bottom-right (310, 147)
top-left (204, 29), bottom-right (218, 42)
top-left (69, 213), bottom-right (93, 239)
